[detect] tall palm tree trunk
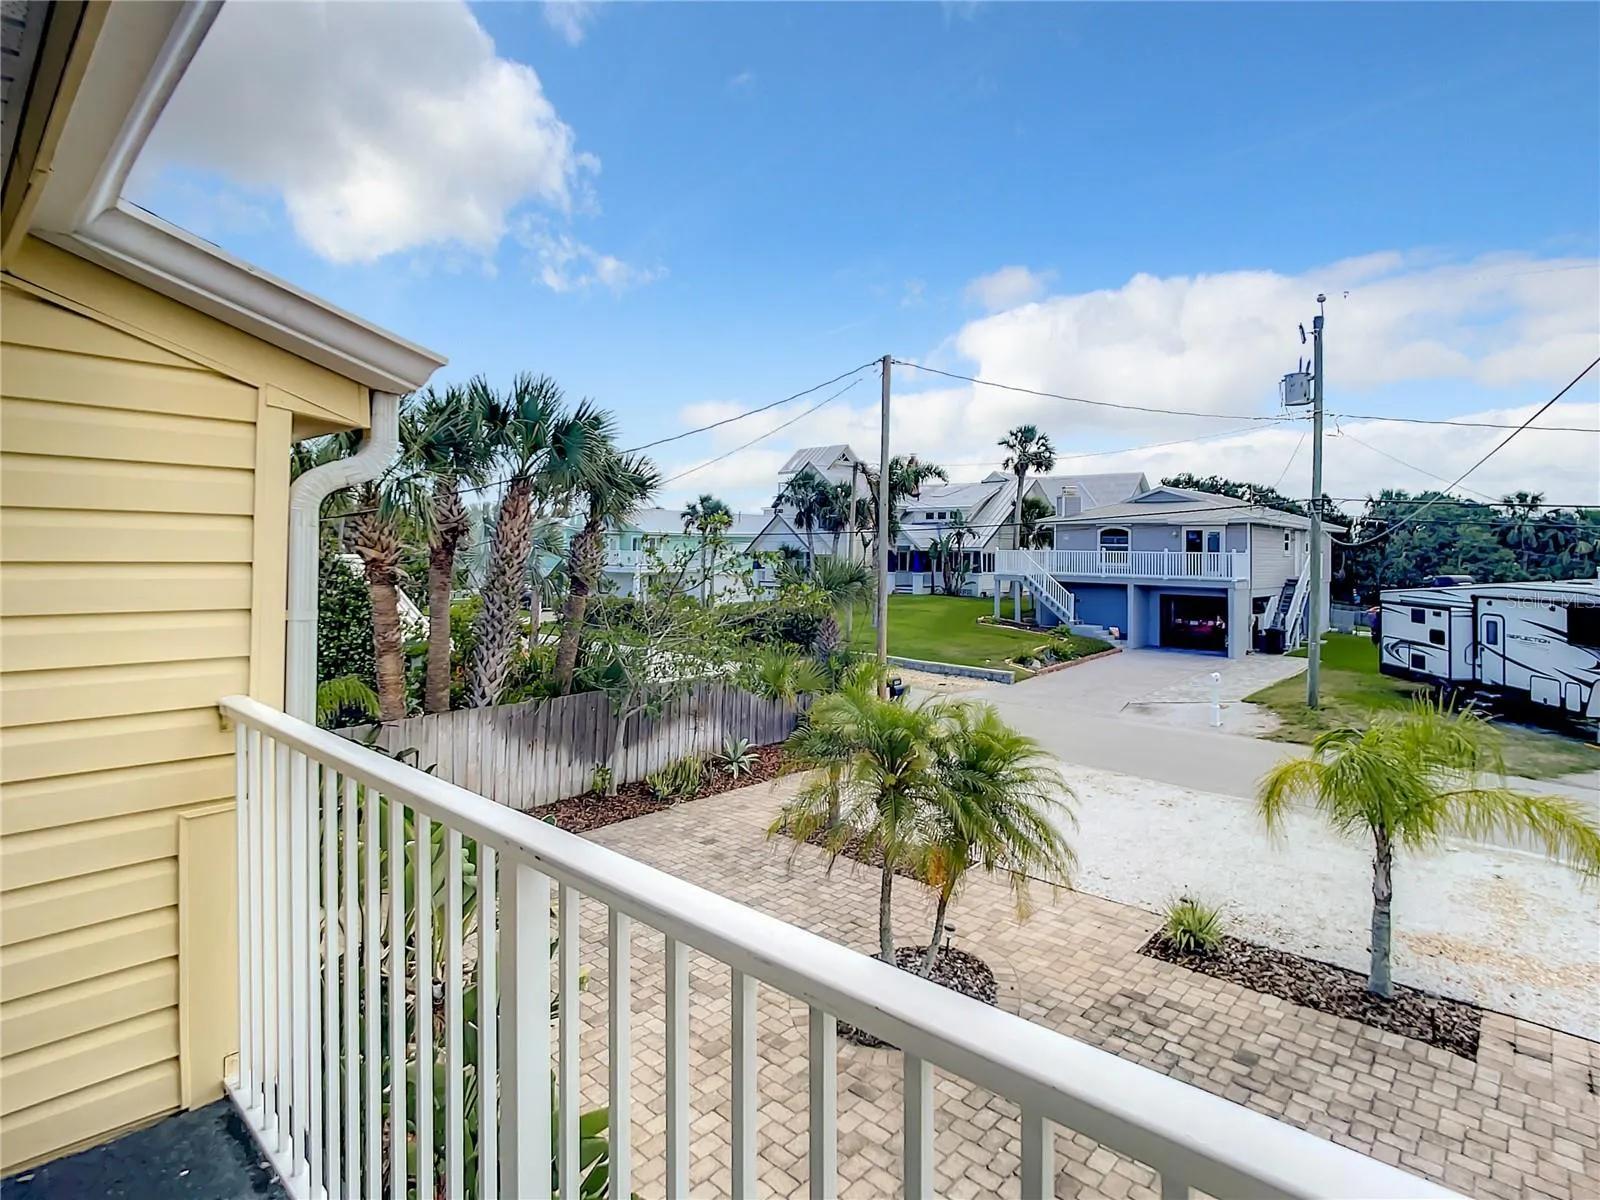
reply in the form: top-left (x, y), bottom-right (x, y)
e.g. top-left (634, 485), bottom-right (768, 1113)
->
top-left (349, 508), bottom-right (407, 722)
top-left (424, 476), bottom-right (467, 713)
top-left (1369, 830), bottom-right (1394, 998)
top-left (878, 865), bottom-right (895, 960)
top-left (553, 513), bottom-right (603, 694)
top-left (919, 887), bottom-right (953, 977)
top-left (468, 478), bottom-right (534, 708)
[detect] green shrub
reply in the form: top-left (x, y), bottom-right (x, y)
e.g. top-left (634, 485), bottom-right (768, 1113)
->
top-left (713, 737), bottom-right (758, 779)
top-left (645, 755), bottom-right (707, 801)
top-left (723, 596), bottom-right (829, 650)
top-left (1162, 895), bottom-right (1225, 955)
top-left (317, 547), bottom-right (375, 690)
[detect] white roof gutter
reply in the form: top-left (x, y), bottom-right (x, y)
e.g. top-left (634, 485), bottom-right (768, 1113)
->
top-left (285, 392), bottom-right (399, 721)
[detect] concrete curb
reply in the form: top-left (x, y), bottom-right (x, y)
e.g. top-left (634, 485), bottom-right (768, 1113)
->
top-left (885, 655), bottom-right (1015, 685)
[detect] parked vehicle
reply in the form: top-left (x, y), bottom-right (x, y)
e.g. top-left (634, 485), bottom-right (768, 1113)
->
top-left (1379, 579), bottom-right (1600, 720)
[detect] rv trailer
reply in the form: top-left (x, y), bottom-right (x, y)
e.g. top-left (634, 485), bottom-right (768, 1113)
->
top-left (1379, 579), bottom-right (1600, 719)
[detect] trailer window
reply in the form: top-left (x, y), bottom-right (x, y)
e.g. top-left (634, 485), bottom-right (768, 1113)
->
top-left (1429, 628), bottom-right (1445, 646)
top-left (1484, 623), bottom-right (1499, 647)
top-left (1410, 608), bottom-right (1426, 623)
top-left (1569, 604), bottom-right (1600, 650)
top-left (1410, 653), bottom-right (1426, 670)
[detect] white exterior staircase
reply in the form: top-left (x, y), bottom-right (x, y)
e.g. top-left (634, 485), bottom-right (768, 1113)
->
top-left (1013, 549), bottom-right (1078, 627)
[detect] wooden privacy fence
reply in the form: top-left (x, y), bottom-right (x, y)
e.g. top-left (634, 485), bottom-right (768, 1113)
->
top-left (343, 680), bottom-right (801, 811)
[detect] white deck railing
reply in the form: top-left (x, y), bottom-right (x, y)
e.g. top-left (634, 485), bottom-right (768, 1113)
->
top-left (222, 694), bottom-right (1455, 1200)
top-left (998, 548), bottom-right (1249, 581)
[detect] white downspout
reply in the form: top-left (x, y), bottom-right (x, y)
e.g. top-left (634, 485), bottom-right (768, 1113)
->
top-left (284, 391), bottom-right (401, 721)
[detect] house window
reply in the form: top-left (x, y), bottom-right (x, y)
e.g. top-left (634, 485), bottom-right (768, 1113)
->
top-left (1410, 608), bottom-right (1426, 623)
top-left (1099, 528), bottom-right (1130, 550)
top-left (1283, 530), bottom-right (1292, 556)
top-left (1185, 528), bottom-right (1223, 554)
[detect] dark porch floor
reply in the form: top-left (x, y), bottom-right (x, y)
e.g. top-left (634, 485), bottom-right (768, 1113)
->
top-left (1, 1101), bottom-right (284, 1200)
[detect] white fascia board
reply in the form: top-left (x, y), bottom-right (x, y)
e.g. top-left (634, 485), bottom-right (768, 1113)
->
top-left (28, 0), bottom-right (445, 393)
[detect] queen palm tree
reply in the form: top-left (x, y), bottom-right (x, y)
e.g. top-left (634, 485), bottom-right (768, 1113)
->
top-left (552, 439), bottom-right (661, 694)
top-left (403, 384), bottom-right (495, 713)
top-left (773, 690), bottom-right (946, 959)
top-left (1000, 425), bottom-right (1056, 550)
top-left (468, 375), bottom-right (606, 707)
top-left (681, 493), bottom-right (733, 603)
top-left (917, 704), bottom-right (1075, 974)
top-left (1258, 698), bottom-right (1600, 998)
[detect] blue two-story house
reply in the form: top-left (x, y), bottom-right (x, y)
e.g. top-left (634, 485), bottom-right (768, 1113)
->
top-left (995, 485), bottom-right (1336, 659)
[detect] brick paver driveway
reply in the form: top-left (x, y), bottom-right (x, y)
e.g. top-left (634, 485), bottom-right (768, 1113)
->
top-left (568, 775), bottom-right (1599, 1198)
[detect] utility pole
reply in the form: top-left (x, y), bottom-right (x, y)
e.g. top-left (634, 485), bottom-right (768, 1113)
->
top-left (1307, 296), bottom-right (1326, 709)
top-left (876, 354), bottom-right (892, 696)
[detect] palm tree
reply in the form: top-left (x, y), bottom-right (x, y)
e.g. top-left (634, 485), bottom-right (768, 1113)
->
top-left (747, 646), bottom-right (829, 703)
top-left (1020, 494), bottom-right (1055, 550)
top-left (345, 473), bottom-right (419, 722)
top-left (681, 493), bottom-right (733, 603)
top-left (403, 384), bottom-right (495, 713)
top-left (1496, 491), bottom-right (1546, 571)
top-left (809, 555), bottom-right (873, 633)
top-left (776, 473), bottom-right (828, 573)
top-left (773, 690), bottom-right (946, 959)
top-left (552, 439), bottom-right (661, 694)
top-left (1258, 698), bottom-right (1600, 998)
top-left (468, 375), bottom-right (605, 707)
top-left (859, 455), bottom-right (949, 585)
top-left (1000, 425), bottom-right (1056, 550)
top-left (917, 703), bottom-right (1076, 975)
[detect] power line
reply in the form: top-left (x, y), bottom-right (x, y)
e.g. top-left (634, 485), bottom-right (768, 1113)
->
top-left (623, 359), bottom-right (880, 453)
top-left (1332, 356), bottom-right (1600, 548)
top-left (1271, 431), bottom-right (1309, 492)
top-left (1326, 410), bottom-right (1598, 434)
top-left (932, 419), bottom-right (1299, 468)
top-left (1331, 424), bottom-right (1498, 502)
top-left (891, 360), bottom-right (1292, 423)
top-left (661, 375), bottom-right (867, 486)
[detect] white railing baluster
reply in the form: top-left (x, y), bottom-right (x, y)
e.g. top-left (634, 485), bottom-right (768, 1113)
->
top-left (502, 863), bottom-right (552, 1200)
top-left (275, 740), bottom-right (292, 1153)
top-left (235, 724), bottom-right (251, 1099)
top-left (477, 845), bottom-right (499, 1200)
top-left (665, 937), bottom-right (689, 1200)
top-left (416, 812), bottom-right (434, 1200)
top-left (732, 968), bottom-right (757, 1197)
top-left (557, 883), bottom-right (580, 1200)
top-left (389, 797), bottom-right (407, 1200)
top-left (250, 729), bottom-right (266, 1120)
top-left (808, 1009), bottom-right (836, 1200)
top-left (363, 787), bottom-right (381, 1193)
top-left (609, 910), bottom-right (632, 1200)
top-left (291, 751), bottom-right (311, 1180)
top-left (903, 1054), bottom-right (932, 1199)
top-left (1021, 1108), bottom-right (1054, 1200)
top-left (445, 828), bottom-right (464, 1200)
top-left (307, 761), bottom-right (324, 1196)
top-left (342, 776), bottom-right (360, 1200)
top-left (323, 766), bottom-right (340, 1199)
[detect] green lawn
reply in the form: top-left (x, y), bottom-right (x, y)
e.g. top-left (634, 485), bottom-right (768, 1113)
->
top-left (846, 595), bottom-right (1059, 680)
top-left (1249, 632), bottom-right (1597, 780)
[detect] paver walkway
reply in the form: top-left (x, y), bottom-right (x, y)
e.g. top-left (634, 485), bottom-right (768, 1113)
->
top-left (572, 775), bottom-right (1600, 1199)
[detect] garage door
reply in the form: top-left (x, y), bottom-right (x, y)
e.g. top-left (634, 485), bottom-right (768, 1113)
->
top-left (1160, 593), bottom-right (1228, 652)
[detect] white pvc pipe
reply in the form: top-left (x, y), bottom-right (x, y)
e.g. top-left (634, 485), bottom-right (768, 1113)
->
top-left (284, 392), bottom-right (400, 721)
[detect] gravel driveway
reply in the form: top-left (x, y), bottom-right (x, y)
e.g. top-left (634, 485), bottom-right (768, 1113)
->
top-left (1057, 761), bottom-right (1600, 1039)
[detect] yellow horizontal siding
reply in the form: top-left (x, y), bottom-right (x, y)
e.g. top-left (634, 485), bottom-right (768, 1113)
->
top-left (1, 453), bottom-right (255, 515)
top-left (0, 612), bottom-right (251, 672)
top-left (0, 1060), bottom-right (180, 1170)
top-left (0, 290), bottom-right (200, 370)
top-left (1, 908), bottom-right (178, 1004)
top-left (1, 342), bottom-right (257, 422)
top-left (0, 757), bottom-right (234, 837)
top-left (0, 658), bottom-right (249, 728)
top-left (1, 810), bottom-right (177, 892)
top-left (1, 508), bottom-right (254, 563)
top-left (0, 563), bottom-right (253, 616)
top-left (0, 959), bottom-right (177, 1057)
top-left (2, 860), bottom-right (177, 945)
top-left (0, 396), bottom-right (256, 469)
top-left (1, 1009), bottom-right (179, 1117)
top-left (1, 707), bottom-right (235, 785)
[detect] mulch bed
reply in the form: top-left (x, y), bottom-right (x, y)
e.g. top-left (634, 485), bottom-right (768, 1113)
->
top-left (1141, 932), bottom-right (1482, 1060)
top-left (539, 744), bottom-right (802, 834)
top-left (839, 946), bottom-right (998, 1048)
top-left (796, 826), bottom-right (929, 883)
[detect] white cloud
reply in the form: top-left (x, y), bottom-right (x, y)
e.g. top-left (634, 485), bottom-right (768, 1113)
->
top-left (543, 2), bottom-right (600, 47)
top-left (728, 70), bottom-right (756, 90)
top-left (138, 1), bottom-right (597, 264)
top-left (964, 264), bottom-right (1055, 311)
top-left (653, 253), bottom-right (1600, 512)
top-left (516, 219), bottom-right (664, 294)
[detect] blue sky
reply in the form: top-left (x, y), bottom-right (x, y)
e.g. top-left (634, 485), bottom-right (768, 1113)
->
top-left (133, 1), bottom-right (1600, 508)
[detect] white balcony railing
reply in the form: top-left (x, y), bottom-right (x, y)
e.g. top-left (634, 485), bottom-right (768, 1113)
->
top-left (221, 694), bottom-right (1455, 1200)
top-left (998, 547), bottom-right (1249, 581)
